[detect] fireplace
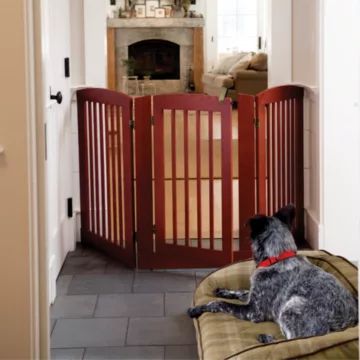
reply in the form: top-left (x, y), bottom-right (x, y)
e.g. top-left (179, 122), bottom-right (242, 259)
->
top-left (129, 39), bottom-right (180, 80)
top-left (108, 18), bottom-right (204, 93)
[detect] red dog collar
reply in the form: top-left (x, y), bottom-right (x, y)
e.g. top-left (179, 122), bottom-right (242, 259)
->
top-left (257, 250), bottom-right (297, 268)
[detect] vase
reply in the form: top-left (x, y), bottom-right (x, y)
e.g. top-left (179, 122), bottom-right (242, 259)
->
top-left (183, 3), bottom-right (190, 17)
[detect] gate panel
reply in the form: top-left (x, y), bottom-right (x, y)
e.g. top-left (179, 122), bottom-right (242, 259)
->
top-left (137, 93), bottom-right (233, 268)
top-left (77, 88), bottom-right (135, 267)
top-left (255, 85), bottom-right (305, 241)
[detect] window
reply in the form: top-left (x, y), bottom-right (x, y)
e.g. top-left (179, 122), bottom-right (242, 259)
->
top-left (217, 0), bottom-right (258, 55)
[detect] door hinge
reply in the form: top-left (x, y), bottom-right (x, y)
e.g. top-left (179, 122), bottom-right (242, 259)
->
top-left (152, 225), bottom-right (156, 234)
top-left (254, 117), bottom-right (260, 128)
top-left (129, 119), bottom-right (135, 129)
top-left (151, 116), bottom-right (155, 125)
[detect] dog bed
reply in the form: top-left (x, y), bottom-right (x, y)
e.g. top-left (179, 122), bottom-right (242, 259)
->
top-left (192, 250), bottom-right (358, 360)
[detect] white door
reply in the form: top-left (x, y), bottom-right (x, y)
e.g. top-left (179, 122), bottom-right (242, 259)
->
top-left (42, 0), bottom-right (74, 303)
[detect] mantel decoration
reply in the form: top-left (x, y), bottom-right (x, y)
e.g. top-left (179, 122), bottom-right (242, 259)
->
top-left (182, 0), bottom-right (191, 17)
top-left (146, 0), bottom-right (159, 17)
top-left (113, 0), bottom-right (202, 19)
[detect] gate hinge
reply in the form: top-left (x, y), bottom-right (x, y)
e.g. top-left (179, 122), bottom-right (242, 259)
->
top-left (152, 225), bottom-right (156, 234)
top-left (253, 117), bottom-right (260, 128)
top-left (151, 116), bottom-right (155, 125)
top-left (129, 119), bottom-right (135, 129)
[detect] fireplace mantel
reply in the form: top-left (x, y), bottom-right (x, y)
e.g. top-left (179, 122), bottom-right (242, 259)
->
top-left (108, 18), bottom-right (205, 29)
top-left (107, 18), bottom-right (204, 93)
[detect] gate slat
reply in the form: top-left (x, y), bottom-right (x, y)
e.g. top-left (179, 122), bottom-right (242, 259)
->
top-left (94, 102), bottom-right (100, 235)
top-left (105, 104), bottom-right (112, 240)
top-left (89, 101), bottom-right (95, 232)
top-left (272, 103), bottom-right (277, 214)
top-left (196, 110), bottom-right (202, 246)
top-left (295, 97), bottom-right (304, 239)
top-left (99, 104), bottom-right (106, 237)
top-left (282, 100), bottom-right (286, 206)
top-left (111, 106), bottom-right (118, 245)
top-left (266, 105), bottom-right (271, 215)
top-left (277, 102), bottom-right (282, 211)
top-left (171, 109), bottom-right (177, 243)
top-left (208, 111), bottom-right (214, 250)
top-left (116, 106), bottom-right (124, 247)
top-left (287, 100), bottom-right (291, 204)
top-left (256, 98), bottom-right (267, 214)
top-left (291, 98), bottom-right (296, 205)
top-left (184, 110), bottom-right (189, 247)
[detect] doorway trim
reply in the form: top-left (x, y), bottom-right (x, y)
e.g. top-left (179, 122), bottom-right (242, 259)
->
top-left (27, 0), bottom-right (50, 357)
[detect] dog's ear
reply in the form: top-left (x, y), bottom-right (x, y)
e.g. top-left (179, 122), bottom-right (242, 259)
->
top-left (248, 215), bottom-right (269, 238)
top-left (274, 204), bottom-right (295, 229)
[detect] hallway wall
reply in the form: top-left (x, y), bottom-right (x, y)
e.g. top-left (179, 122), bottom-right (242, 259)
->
top-left (0, 0), bottom-right (36, 357)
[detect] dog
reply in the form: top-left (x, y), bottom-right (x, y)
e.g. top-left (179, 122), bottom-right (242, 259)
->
top-left (188, 204), bottom-right (358, 343)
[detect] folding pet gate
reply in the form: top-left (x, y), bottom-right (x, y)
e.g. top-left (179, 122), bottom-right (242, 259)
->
top-left (77, 85), bottom-right (304, 269)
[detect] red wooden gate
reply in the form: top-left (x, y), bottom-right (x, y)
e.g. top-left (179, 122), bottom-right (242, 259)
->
top-left (237, 85), bottom-right (305, 244)
top-left (77, 86), bottom-right (304, 269)
top-left (77, 88), bottom-right (135, 267)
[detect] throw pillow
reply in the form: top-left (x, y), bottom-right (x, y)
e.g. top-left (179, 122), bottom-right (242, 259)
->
top-left (228, 53), bottom-right (253, 77)
top-left (249, 52), bottom-right (268, 71)
top-left (213, 52), bottom-right (249, 74)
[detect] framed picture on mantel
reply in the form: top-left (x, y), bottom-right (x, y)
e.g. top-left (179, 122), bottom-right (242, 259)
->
top-left (146, 0), bottom-right (159, 17)
top-left (135, 4), bottom-right (146, 17)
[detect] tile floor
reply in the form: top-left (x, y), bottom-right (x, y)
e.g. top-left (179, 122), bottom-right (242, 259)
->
top-left (51, 244), bottom-right (213, 360)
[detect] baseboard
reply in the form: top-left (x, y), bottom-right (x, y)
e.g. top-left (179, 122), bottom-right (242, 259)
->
top-left (305, 208), bottom-right (323, 250)
top-left (48, 254), bottom-right (56, 304)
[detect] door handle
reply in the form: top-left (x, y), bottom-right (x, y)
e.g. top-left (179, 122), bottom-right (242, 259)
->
top-left (50, 91), bottom-right (63, 104)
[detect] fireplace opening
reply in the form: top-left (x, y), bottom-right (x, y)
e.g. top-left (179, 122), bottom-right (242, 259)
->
top-left (128, 39), bottom-right (180, 80)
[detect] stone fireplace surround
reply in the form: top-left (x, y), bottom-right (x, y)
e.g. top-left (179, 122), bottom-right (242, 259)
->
top-left (107, 18), bottom-right (204, 93)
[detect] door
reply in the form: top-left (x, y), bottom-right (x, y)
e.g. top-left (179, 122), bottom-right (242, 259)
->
top-left (42, 0), bottom-right (74, 303)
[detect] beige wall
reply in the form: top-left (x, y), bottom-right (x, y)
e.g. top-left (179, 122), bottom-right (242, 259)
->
top-left (0, 1), bottom-right (38, 357)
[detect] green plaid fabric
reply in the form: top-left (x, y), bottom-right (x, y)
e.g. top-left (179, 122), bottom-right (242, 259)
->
top-left (193, 250), bottom-right (359, 360)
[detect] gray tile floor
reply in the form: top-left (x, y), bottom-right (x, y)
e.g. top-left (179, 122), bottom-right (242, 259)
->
top-left (51, 244), bottom-right (213, 360)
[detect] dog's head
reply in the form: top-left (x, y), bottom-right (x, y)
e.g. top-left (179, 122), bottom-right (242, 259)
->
top-left (248, 204), bottom-right (297, 264)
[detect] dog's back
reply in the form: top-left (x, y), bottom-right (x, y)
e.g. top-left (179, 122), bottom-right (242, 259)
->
top-left (266, 256), bottom-right (358, 338)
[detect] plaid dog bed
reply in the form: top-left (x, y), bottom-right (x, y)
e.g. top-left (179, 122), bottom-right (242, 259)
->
top-left (192, 250), bottom-right (358, 360)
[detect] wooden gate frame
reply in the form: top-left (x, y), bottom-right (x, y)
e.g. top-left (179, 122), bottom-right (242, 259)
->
top-left (135, 94), bottom-right (234, 269)
top-left (238, 85), bottom-right (305, 244)
top-left (77, 86), bottom-right (305, 269)
top-left (77, 88), bottom-right (135, 267)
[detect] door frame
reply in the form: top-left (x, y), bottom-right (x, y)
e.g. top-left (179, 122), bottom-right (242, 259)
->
top-left (26, 0), bottom-right (50, 357)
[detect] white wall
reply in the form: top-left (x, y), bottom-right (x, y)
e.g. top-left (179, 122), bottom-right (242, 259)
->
top-left (84, 0), bottom-right (107, 87)
top-left (267, 0), bottom-right (292, 87)
top-left (291, 0), bottom-right (321, 249)
top-left (271, 0), bottom-right (360, 261)
top-left (70, 0), bottom-right (85, 86)
top-left (321, 0), bottom-right (360, 261)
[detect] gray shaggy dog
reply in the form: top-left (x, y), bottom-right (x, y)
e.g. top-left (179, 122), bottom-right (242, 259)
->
top-left (188, 204), bottom-right (358, 343)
